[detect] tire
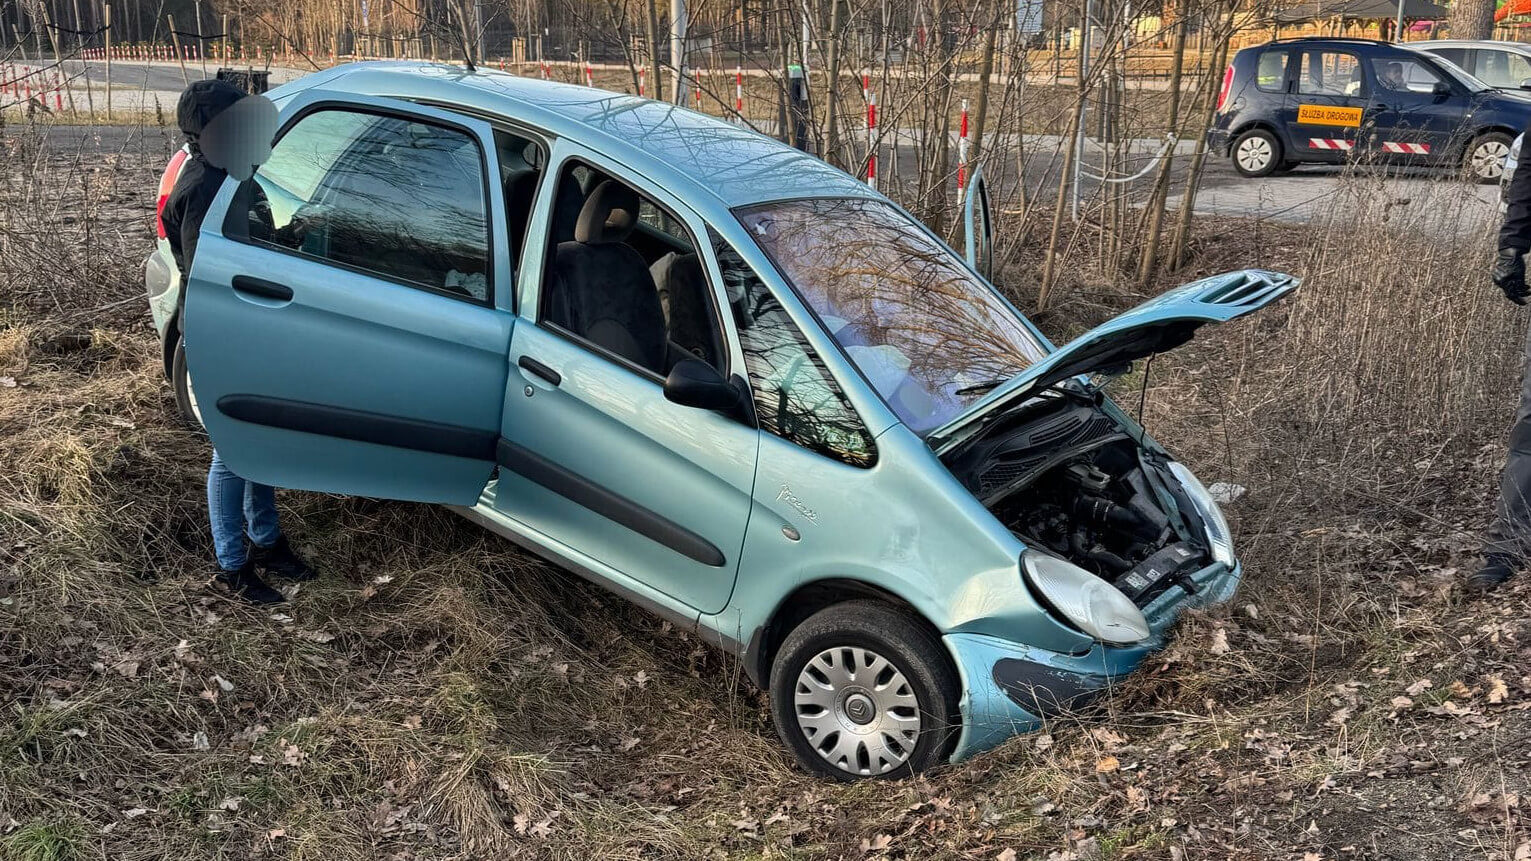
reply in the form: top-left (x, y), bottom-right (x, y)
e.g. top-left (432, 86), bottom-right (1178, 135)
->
top-left (1231, 128), bottom-right (1282, 178)
top-left (170, 336), bottom-right (205, 432)
top-left (769, 600), bottom-right (959, 781)
top-left (1466, 132), bottom-right (1513, 185)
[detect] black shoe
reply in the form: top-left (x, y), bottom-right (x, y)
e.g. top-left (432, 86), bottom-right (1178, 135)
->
top-left (251, 535), bottom-right (316, 581)
top-left (1466, 554), bottom-right (1519, 593)
top-left (215, 560), bottom-right (286, 605)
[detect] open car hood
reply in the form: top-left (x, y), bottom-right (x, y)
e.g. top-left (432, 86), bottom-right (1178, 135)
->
top-left (928, 269), bottom-right (1299, 452)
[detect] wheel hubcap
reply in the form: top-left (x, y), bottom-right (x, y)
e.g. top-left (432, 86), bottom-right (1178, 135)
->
top-left (1474, 141), bottom-right (1509, 180)
top-left (1237, 137), bottom-right (1272, 172)
top-left (794, 646), bottom-right (922, 776)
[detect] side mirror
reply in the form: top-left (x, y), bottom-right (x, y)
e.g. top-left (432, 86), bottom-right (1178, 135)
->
top-left (664, 358), bottom-right (741, 411)
top-left (1432, 81), bottom-right (1452, 96)
top-left (1519, 78), bottom-right (1531, 90)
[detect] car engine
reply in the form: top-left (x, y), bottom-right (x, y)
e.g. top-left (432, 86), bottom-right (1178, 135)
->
top-left (943, 392), bottom-right (1210, 606)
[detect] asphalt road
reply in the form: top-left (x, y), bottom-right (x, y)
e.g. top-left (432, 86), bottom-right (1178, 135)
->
top-left (16, 120), bottom-right (1503, 231)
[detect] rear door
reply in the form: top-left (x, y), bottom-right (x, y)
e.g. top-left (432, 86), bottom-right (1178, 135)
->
top-left (1366, 54), bottom-right (1472, 160)
top-left (1283, 47), bottom-right (1369, 158)
top-left (185, 90), bottom-right (516, 503)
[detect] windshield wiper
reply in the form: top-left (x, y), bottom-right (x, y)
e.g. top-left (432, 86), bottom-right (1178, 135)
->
top-left (953, 378), bottom-right (1009, 396)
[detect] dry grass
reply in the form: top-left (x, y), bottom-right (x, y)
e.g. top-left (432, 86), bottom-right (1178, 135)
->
top-left (4, 118), bottom-right (1531, 860)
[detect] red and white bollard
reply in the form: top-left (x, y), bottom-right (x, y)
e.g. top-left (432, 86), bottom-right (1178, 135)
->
top-left (584, 62), bottom-right (593, 87)
top-left (957, 98), bottom-right (970, 203)
top-left (693, 80), bottom-right (701, 109)
top-left (867, 83), bottom-right (878, 191)
top-left (638, 67), bottom-right (645, 97)
top-left (734, 65), bottom-right (743, 121)
top-left (540, 60), bottom-right (550, 80)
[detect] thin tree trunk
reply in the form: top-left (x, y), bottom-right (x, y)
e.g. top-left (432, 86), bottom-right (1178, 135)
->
top-left (1167, 8), bottom-right (1233, 271)
top-left (823, 0), bottom-right (841, 166)
top-left (969, 5), bottom-right (997, 165)
top-left (645, 0), bottom-right (661, 96)
top-left (1039, 101), bottom-right (1083, 309)
top-left (1135, 13), bottom-right (1187, 287)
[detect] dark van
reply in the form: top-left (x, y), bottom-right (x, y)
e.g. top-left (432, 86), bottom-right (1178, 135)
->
top-left (1207, 37), bottom-right (1531, 182)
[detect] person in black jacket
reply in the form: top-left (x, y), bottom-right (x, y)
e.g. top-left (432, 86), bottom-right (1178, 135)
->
top-left (1480, 145), bottom-right (1531, 590)
top-left (162, 79), bottom-right (314, 605)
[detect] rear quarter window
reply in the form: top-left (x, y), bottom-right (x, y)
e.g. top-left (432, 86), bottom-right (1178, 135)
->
top-left (1256, 49), bottom-right (1290, 92)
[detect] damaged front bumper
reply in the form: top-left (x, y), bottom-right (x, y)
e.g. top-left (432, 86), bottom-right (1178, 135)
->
top-left (945, 559), bottom-right (1241, 762)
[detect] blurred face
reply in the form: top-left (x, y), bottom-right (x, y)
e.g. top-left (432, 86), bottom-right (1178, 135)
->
top-left (200, 95), bottom-right (278, 181)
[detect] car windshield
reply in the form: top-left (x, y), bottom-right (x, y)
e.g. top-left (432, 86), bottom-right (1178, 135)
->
top-left (736, 197), bottom-right (1049, 436)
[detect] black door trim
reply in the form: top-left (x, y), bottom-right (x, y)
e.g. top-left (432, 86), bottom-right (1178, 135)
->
top-left (217, 394), bottom-right (499, 461)
top-left (496, 439), bottom-right (726, 567)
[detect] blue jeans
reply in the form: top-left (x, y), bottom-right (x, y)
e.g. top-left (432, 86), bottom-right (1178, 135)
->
top-left (207, 448), bottom-right (281, 570)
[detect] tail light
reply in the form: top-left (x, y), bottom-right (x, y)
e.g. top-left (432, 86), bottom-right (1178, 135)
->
top-left (1215, 65), bottom-right (1234, 113)
top-left (155, 148), bottom-right (190, 239)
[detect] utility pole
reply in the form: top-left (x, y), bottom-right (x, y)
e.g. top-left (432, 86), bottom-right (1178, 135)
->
top-left (669, 0), bottom-right (686, 104)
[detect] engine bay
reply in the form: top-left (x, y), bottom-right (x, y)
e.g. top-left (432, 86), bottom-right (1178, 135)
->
top-left (943, 390), bottom-right (1211, 607)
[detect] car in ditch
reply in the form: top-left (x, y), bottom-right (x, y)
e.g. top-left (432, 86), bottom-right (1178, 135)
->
top-left (147, 61), bottom-right (1298, 780)
top-left (1208, 36), bottom-right (1531, 182)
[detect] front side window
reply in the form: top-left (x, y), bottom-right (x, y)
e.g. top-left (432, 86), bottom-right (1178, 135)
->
top-left (1474, 49), bottom-right (1531, 88)
top-left (240, 108), bottom-right (490, 301)
top-left (1256, 49), bottom-right (1290, 92)
top-left (736, 198), bottom-right (1048, 436)
top-left (1372, 57), bottom-right (1444, 94)
top-left (713, 229), bottom-right (875, 467)
top-left (1299, 50), bottom-right (1365, 97)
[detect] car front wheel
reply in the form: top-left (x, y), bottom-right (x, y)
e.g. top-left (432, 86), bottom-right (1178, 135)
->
top-left (1466, 132), bottom-right (1513, 184)
top-left (1231, 128), bottom-right (1283, 178)
top-left (170, 337), bottom-right (204, 431)
top-left (769, 600), bottom-right (959, 780)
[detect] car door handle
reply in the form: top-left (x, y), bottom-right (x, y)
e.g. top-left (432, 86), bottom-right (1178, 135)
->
top-left (518, 355), bottom-right (561, 386)
top-left (231, 275), bottom-right (294, 302)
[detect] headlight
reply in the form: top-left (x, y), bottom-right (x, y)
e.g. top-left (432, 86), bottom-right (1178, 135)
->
top-left (1022, 552), bottom-right (1151, 645)
top-left (1168, 462), bottom-right (1235, 567)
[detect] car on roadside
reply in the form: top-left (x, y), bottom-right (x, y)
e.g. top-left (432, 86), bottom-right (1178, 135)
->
top-left (1208, 36), bottom-right (1531, 182)
top-left (1412, 39), bottom-right (1531, 92)
top-left (145, 61), bottom-right (1298, 780)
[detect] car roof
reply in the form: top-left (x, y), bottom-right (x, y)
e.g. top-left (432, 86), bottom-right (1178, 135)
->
top-left (1412, 39), bottom-right (1531, 51)
top-left (275, 61), bottom-right (879, 210)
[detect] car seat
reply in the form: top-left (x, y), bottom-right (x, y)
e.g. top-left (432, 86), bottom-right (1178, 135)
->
top-left (545, 180), bottom-right (668, 373)
top-left (650, 251), bottom-right (718, 366)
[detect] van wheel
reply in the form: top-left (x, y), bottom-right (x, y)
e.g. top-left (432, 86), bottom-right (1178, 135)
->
top-left (1466, 132), bottom-right (1513, 184)
top-left (769, 600), bottom-right (958, 781)
top-left (1231, 129), bottom-right (1282, 178)
top-left (171, 337), bottom-right (205, 432)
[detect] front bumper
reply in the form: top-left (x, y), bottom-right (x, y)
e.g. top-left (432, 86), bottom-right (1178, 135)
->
top-left (945, 560), bottom-right (1241, 762)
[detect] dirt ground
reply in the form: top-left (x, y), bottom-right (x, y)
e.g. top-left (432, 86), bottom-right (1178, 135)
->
top-left (3, 115), bottom-right (1530, 861)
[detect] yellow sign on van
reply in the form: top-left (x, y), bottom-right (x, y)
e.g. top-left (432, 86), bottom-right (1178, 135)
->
top-left (1296, 104), bottom-right (1363, 127)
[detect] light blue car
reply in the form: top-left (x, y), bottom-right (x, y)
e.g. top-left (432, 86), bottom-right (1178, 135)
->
top-left (159, 61), bottom-right (1298, 780)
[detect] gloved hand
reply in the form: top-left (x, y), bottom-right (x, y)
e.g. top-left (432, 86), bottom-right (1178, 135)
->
top-left (1494, 249), bottom-right (1529, 306)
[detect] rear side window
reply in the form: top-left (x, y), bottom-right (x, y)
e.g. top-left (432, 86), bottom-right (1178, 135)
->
top-left (1256, 49), bottom-right (1290, 92)
top-left (235, 108), bottom-right (491, 302)
top-left (1429, 47), bottom-right (1468, 68)
top-left (1474, 49), bottom-right (1531, 88)
top-left (1298, 50), bottom-right (1366, 97)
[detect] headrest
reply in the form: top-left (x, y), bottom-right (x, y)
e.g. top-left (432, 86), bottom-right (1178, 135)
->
top-left (575, 180), bottom-right (639, 245)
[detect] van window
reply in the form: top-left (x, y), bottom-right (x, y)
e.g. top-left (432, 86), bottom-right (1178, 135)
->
top-left (1299, 50), bottom-right (1366, 97)
top-left (1256, 49), bottom-right (1290, 92)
